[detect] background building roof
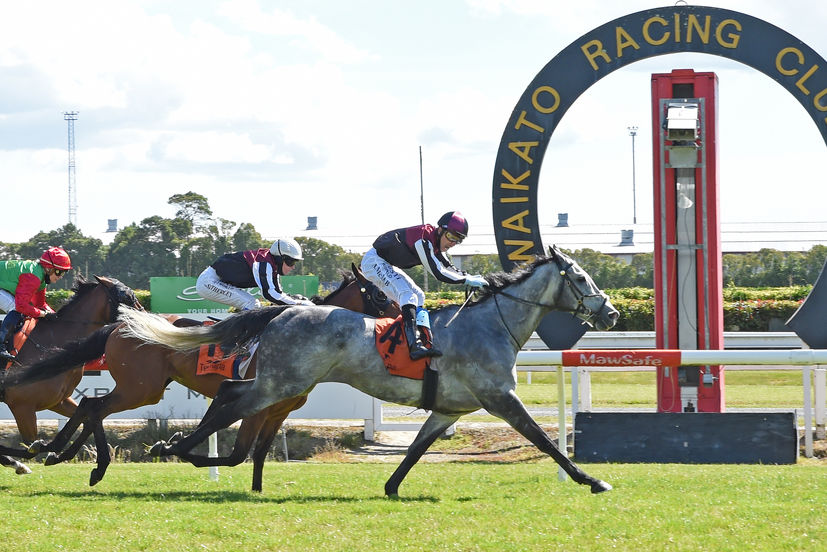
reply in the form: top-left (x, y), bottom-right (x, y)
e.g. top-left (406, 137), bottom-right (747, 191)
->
top-left (286, 219), bottom-right (827, 259)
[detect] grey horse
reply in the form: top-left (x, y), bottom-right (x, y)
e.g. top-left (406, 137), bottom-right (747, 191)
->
top-left (124, 247), bottom-right (619, 495)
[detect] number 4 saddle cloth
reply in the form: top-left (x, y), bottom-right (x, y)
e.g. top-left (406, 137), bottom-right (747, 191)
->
top-left (374, 316), bottom-right (429, 380)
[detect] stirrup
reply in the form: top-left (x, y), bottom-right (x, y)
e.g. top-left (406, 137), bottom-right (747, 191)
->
top-left (409, 343), bottom-right (442, 360)
top-left (0, 349), bottom-right (14, 361)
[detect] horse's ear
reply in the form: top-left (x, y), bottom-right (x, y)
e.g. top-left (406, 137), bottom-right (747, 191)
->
top-left (352, 263), bottom-right (366, 281)
top-left (94, 275), bottom-right (112, 287)
top-left (548, 245), bottom-right (559, 259)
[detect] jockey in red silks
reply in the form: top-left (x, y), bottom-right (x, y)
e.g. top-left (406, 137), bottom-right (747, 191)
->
top-left (361, 211), bottom-right (487, 360)
top-left (0, 246), bottom-right (72, 360)
top-left (195, 237), bottom-right (315, 311)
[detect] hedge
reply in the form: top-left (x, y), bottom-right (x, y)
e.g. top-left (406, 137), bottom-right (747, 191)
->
top-left (45, 287), bottom-right (805, 332)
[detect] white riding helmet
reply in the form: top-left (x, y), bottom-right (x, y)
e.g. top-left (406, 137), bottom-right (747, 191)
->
top-left (270, 238), bottom-right (303, 261)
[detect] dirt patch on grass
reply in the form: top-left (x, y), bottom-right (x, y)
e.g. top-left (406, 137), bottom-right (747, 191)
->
top-left (1, 420), bottom-right (824, 465)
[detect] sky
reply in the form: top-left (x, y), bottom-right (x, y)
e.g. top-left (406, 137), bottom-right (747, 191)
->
top-left (2, 0), bottom-right (827, 245)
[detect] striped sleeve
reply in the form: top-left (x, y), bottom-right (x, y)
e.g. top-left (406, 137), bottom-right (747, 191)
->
top-left (413, 239), bottom-right (466, 284)
top-left (252, 261), bottom-right (299, 305)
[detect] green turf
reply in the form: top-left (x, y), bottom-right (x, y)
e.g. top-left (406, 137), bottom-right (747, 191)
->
top-left (2, 462), bottom-right (823, 551)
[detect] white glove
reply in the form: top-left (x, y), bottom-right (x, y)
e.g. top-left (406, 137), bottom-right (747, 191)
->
top-left (464, 274), bottom-right (487, 289)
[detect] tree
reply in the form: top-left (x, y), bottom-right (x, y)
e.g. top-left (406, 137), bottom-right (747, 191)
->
top-left (232, 223), bottom-right (264, 251)
top-left (168, 192), bottom-right (212, 236)
top-left (106, 217), bottom-right (186, 288)
top-left (16, 224), bottom-right (106, 289)
top-left (295, 237), bottom-right (362, 283)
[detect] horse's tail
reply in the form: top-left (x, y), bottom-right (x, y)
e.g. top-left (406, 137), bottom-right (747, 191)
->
top-left (117, 305), bottom-right (290, 352)
top-left (5, 324), bottom-right (119, 387)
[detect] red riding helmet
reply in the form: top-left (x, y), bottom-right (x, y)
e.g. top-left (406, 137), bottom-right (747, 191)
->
top-left (437, 211), bottom-right (469, 239)
top-left (40, 247), bottom-right (72, 271)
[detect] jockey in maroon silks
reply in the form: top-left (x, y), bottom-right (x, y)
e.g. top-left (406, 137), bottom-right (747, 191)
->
top-left (0, 246), bottom-right (72, 360)
top-left (361, 211), bottom-right (487, 360)
top-left (195, 238), bottom-right (314, 311)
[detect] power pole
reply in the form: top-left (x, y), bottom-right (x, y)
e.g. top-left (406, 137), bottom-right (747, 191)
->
top-left (64, 111), bottom-right (78, 226)
top-left (627, 125), bottom-right (638, 225)
top-left (419, 146), bottom-right (428, 292)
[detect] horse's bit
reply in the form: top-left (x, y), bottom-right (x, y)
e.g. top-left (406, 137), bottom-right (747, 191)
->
top-left (493, 255), bottom-right (608, 347)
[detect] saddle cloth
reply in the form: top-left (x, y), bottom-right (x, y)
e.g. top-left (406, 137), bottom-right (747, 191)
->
top-left (195, 342), bottom-right (255, 379)
top-left (83, 355), bottom-right (109, 372)
top-left (374, 316), bottom-right (428, 380)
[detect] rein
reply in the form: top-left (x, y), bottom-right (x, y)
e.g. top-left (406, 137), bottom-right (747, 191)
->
top-left (7, 283), bottom-right (139, 358)
top-left (491, 255), bottom-right (608, 348)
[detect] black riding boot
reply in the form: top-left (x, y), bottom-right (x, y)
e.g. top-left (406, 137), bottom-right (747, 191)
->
top-left (0, 310), bottom-right (24, 361)
top-left (402, 305), bottom-right (440, 361)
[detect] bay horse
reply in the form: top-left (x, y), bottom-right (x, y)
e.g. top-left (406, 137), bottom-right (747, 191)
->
top-left (123, 247), bottom-right (619, 496)
top-left (14, 268), bottom-right (398, 491)
top-left (0, 276), bottom-right (142, 475)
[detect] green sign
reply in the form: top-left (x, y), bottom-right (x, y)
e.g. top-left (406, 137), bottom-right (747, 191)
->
top-left (149, 276), bottom-right (320, 314)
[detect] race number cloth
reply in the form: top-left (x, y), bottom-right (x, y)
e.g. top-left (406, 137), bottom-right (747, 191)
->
top-left (83, 355), bottom-right (108, 372)
top-left (374, 316), bottom-right (428, 380)
top-left (196, 343), bottom-right (236, 379)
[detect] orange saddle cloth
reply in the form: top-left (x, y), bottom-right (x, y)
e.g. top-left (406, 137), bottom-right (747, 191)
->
top-left (374, 316), bottom-right (428, 380)
top-left (195, 343), bottom-right (237, 379)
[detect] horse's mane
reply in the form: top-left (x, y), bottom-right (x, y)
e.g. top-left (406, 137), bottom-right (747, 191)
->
top-left (312, 271), bottom-right (356, 304)
top-left (56, 277), bottom-right (98, 314)
top-left (430, 255), bottom-right (556, 314)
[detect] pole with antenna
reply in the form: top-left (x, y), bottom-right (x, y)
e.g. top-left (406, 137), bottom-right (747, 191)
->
top-left (419, 146), bottom-right (428, 292)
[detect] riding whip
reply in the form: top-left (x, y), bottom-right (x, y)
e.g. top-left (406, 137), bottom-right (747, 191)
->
top-left (444, 290), bottom-right (476, 327)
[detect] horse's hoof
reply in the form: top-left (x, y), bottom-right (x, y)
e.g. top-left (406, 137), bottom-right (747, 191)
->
top-left (147, 440), bottom-right (167, 457)
top-left (27, 439), bottom-right (47, 455)
top-left (44, 452), bottom-right (60, 466)
top-left (591, 480), bottom-right (612, 494)
top-left (15, 463), bottom-right (32, 475)
top-left (89, 469), bottom-right (103, 487)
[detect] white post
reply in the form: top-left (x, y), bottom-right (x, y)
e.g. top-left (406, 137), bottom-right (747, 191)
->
top-left (206, 398), bottom-right (219, 481)
top-left (803, 366), bottom-right (813, 458)
top-left (815, 367), bottom-right (826, 439)
top-left (571, 367), bottom-right (579, 417)
top-left (557, 365), bottom-right (567, 482)
top-left (581, 367), bottom-right (593, 411)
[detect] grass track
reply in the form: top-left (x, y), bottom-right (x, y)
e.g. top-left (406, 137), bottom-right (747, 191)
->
top-left (2, 462), bottom-right (824, 552)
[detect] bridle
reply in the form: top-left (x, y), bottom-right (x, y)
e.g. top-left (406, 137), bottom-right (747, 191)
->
top-left (493, 254), bottom-right (608, 348)
top-left (359, 282), bottom-right (393, 317)
top-left (5, 281), bottom-right (143, 358)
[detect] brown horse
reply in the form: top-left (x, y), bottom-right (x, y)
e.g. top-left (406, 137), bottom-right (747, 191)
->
top-left (0, 276), bottom-right (143, 474)
top-left (16, 267), bottom-right (398, 491)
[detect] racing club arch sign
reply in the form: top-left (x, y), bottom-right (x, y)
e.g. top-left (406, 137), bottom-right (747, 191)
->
top-left (493, 5), bottom-right (827, 271)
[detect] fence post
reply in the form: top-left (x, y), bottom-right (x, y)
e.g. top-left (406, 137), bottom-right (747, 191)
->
top-left (557, 365), bottom-right (566, 482)
top-left (803, 366), bottom-right (813, 458)
top-left (815, 367), bottom-right (825, 440)
top-left (206, 398), bottom-right (218, 481)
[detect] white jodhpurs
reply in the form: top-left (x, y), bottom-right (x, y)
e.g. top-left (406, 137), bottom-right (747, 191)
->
top-left (195, 267), bottom-right (260, 311)
top-left (361, 248), bottom-right (425, 308)
top-left (0, 289), bottom-right (15, 313)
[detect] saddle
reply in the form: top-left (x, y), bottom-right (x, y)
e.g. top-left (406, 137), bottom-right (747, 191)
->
top-left (2, 318), bottom-right (37, 370)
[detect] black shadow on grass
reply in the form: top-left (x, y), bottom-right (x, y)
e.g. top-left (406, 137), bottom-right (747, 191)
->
top-left (25, 489), bottom-right (440, 503)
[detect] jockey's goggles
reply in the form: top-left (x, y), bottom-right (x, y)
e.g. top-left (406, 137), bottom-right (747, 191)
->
top-left (283, 257), bottom-right (297, 267)
top-left (444, 230), bottom-right (464, 244)
top-left (53, 269), bottom-right (66, 277)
